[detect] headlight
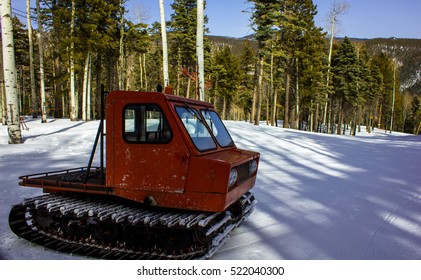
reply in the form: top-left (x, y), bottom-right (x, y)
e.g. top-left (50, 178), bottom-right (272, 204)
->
top-left (249, 160), bottom-right (257, 175)
top-left (228, 168), bottom-right (238, 187)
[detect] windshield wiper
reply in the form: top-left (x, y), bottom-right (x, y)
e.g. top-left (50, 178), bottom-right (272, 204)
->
top-left (183, 103), bottom-right (206, 126)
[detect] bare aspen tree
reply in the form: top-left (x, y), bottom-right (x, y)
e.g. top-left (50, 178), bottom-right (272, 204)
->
top-left (118, 0), bottom-right (125, 90)
top-left (0, 47), bottom-right (4, 125)
top-left (36, 0), bottom-right (47, 123)
top-left (270, 47), bottom-right (276, 126)
top-left (70, 0), bottom-right (77, 120)
top-left (196, 0), bottom-right (205, 101)
top-left (255, 56), bottom-right (264, 125)
top-left (159, 0), bottom-right (169, 88)
top-left (1, 0), bottom-right (22, 143)
top-left (82, 52), bottom-right (92, 121)
top-left (27, 0), bottom-right (37, 118)
top-left (323, 1), bottom-right (349, 131)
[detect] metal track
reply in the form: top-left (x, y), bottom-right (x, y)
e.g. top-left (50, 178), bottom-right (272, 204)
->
top-left (9, 193), bottom-right (255, 260)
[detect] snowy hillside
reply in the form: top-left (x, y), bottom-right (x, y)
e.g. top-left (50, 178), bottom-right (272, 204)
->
top-left (1, 118), bottom-right (420, 260)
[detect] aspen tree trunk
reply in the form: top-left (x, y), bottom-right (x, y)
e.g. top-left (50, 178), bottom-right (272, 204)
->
top-left (196, 0), bottom-right (205, 101)
top-left (143, 53), bottom-right (148, 91)
top-left (270, 49), bottom-right (276, 126)
top-left (222, 96), bottom-right (226, 120)
top-left (36, 0), bottom-right (47, 123)
top-left (87, 54), bottom-right (91, 120)
top-left (251, 88), bottom-right (256, 124)
top-left (266, 93), bottom-right (269, 125)
top-left (159, 0), bottom-right (169, 87)
top-left (94, 54), bottom-right (102, 120)
top-left (82, 52), bottom-right (91, 121)
top-left (0, 81), bottom-right (5, 124)
top-left (139, 54), bottom-right (143, 90)
top-left (69, 0), bottom-right (77, 120)
top-left (0, 47), bottom-right (4, 124)
top-left (118, 1), bottom-right (125, 90)
top-left (27, 0), bottom-right (37, 118)
top-left (251, 58), bottom-right (259, 124)
top-left (186, 78), bottom-right (191, 99)
top-left (323, 2), bottom-right (349, 132)
top-left (295, 58), bottom-right (300, 130)
top-left (1, 0), bottom-right (22, 143)
top-left (254, 55), bottom-right (264, 125)
top-left (323, 17), bottom-right (334, 130)
top-left (176, 48), bottom-right (181, 96)
top-left (284, 74), bottom-right (290, 128)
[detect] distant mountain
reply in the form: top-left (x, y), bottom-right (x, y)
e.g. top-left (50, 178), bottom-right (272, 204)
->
top-left (207, 35), bottom-right (421, 95)
top-left (364, 38), bottom-right (421, 94)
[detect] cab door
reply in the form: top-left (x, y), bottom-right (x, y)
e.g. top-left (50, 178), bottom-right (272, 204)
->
top-left (109, 100), bottom-right (190, 198)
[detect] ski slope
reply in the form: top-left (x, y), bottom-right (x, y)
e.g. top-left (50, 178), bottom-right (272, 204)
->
top-left (0, 118), bottom-right (420, 260)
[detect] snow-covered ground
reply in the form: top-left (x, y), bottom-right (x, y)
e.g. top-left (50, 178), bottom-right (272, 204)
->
top-left (0, 117), bottom-right (420, 260)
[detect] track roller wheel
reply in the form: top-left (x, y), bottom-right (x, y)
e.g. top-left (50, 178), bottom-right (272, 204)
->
top-left (61, 218), bottom-right (89, 238)
top-left (123, 225), bottom-right (152, 247)
top-left (157, 229), bottom-right (192, 251)
top-left (90, 221), bottom-right (119, 243)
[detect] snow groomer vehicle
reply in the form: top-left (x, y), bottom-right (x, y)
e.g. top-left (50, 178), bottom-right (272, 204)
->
top-left (9, 88), bottom-right (260, 259)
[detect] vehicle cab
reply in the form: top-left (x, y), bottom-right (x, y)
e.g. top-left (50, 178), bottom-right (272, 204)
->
top-left (106, 91), bottom-right (260, 212)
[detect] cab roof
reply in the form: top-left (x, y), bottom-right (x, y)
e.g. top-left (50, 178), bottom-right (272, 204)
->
top-left (108, 90), bottom-right (214, 109)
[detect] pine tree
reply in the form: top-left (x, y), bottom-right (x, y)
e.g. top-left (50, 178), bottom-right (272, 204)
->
top-left (332, 37), bottom-right (360, 135)
top-left (210, 46), bottom-right (240, 119)
top-left (237, 40), bottom-right (257, 121)
top-left (11, 17), bottom-right (30, 115)
top-left (371, 52), bottom-right (395, 130)
top-left (248, 0), bottom-right (277, 125)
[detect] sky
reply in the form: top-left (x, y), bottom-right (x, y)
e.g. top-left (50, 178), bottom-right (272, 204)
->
top-left (9, 0), bottom-right (421, 39)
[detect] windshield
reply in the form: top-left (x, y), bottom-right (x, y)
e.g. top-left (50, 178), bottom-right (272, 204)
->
top-left (175, 106), bottom-right (217, 151)
top-left (201, 110), bottom-right (234, 148)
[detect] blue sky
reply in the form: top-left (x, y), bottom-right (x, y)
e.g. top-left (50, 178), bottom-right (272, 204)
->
top-left (10, 0), bottom-right (421, 39)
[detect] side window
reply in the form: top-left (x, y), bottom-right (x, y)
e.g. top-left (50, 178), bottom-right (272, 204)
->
top-left (123, 104), bottom-right (172, 144)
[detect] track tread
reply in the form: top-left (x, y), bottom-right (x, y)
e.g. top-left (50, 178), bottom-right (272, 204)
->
top-left (9, 193), bottom-right (255, 260)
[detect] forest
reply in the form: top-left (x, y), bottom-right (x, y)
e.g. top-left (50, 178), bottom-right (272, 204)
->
top-left (1, 0), bottom-right (421, 140)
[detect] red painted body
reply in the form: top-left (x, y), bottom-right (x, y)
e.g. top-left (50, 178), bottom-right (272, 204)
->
top-left (20, 91), bottom-right (260, 213)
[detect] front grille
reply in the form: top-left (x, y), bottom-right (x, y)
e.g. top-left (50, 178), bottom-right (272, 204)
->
top-left (237, 162), bottom-right (250, 185)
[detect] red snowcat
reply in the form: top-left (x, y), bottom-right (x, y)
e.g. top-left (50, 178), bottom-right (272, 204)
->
top-left (9, 89), bottom-right (259, 259)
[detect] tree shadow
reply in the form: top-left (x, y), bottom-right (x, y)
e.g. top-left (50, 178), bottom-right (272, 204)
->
top-left (219, 121), bottom-right (421, 260)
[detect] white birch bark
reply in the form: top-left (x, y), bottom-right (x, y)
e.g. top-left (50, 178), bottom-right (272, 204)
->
top-left (159, 0), bottom-right (169, 87)
top-left (87, 53), bottom-right (91, 121)
top-left (118, 0), bottom-right (125, 90)
top-left (82, 53), bottom-right (89, 121)
top-left (36, 0), bottom-right (47, 123)
top-left (69, 0), bottom-right (76, 120)
top-left (27, 0), bottom-right (37, 118)
top-left (323, 1), bottom-right (349, 129)
top-left (1, 0), bottom-right (22, 143)
top-left (196, 0), bottom-right (205, 101)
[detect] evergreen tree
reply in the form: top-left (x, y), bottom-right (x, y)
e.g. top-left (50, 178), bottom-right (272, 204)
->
top-left (366, 62), bottom-right (382, 132)
top-left (237, 40), bottom-right (257, 121)
top-left (210, 46), bottom-right (240, 119)
top-left (11, 17), bottom-right (31, 115)
top-left (168, 0), bottom-right (208, 99)
top-left (371, 52), bottom-right (395, 130)
top-left (331, 37), bottom-right (360, 134)
top-left (248, 0), bottom-right (278, 125)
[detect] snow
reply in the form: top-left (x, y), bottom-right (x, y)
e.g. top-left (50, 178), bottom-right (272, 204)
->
top-left (1, 117), bottom-right (421, 260)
